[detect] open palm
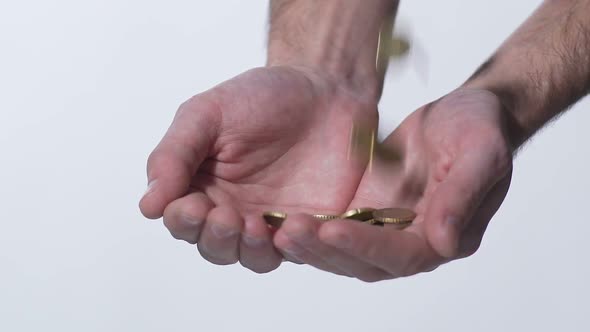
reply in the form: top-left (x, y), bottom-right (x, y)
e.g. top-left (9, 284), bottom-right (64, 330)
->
top-left (139, 66), bottom-right (378, 272)
top-left (273, 88), bottom-right (514, 281)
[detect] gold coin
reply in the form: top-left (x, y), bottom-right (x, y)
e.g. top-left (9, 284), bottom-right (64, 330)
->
top-left (372, 208), bottom-right (416, 225)
top-left (263, 211), bottom-right (287, 228)
top-left (366, 219), bottom-right (406, 228)
top-left (348, 122), bottom-right (375, 164)
top-left (341, 208), bottom-right (375, 221)
top-left (313, 214), bottom-right (339, 221)
top-left (372, 220), bottom-right (411, 230)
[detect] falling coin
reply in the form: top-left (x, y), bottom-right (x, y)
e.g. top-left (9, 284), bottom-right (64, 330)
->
top-left (313, 214), bottom-right (339, 221)
top-left (390, 37), bottom-right (410, 57)
top-left (348, 121), bottom-right (375, 164)
top-left (372, 208), bottom-right (416, 227)
top-left (341, 208), bottom-right (376, 222)
top-left (263, 211), bottom-right (287, 228)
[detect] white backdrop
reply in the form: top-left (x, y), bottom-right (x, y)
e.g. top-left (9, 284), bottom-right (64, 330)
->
top-left (1, 1), bottom-right (588, 331)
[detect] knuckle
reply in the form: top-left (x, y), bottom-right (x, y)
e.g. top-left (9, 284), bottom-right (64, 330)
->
top-left (163, 205), bottom-right (202, 244)
top-left (179, 213), bottom-right (204, 227)
top-left (169, 230), bottom-right (194, 244)
top-left (162, 213), bottom-right (180, 234)
top-left (164, 223), bottom-right (198, 244)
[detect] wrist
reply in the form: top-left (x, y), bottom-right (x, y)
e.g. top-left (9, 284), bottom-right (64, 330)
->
top-left (462, 0), bottom-right (590, 149)
top-left (461, 67), bottom-right (531, 150)
top-left (460, 42), bottom-right (561, 150)
top-left (267, 0), bottom-right (399, 100)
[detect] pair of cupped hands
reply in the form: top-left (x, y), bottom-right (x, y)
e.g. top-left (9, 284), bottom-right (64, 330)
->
top-left (139, 66), bottom-right (513, 282)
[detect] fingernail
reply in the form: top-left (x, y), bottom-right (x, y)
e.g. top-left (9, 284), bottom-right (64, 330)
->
top-left (181, 215), bottom-right (203, 227)
top-left (143, 180), bottom-right (158, 198)
top-left (242, 234), bottom-right (266, 248)
top-left (210, 223), bottom-right (237, 239)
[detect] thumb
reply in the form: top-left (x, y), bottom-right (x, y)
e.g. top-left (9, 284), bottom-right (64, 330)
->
top-left (139, 98), bottom-right (220, 219)
top-left (424, 148), bottom-right (511, 258)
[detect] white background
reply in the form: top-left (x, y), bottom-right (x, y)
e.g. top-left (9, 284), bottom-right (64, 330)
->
top-left (1, 0), bottom-right (589, 331)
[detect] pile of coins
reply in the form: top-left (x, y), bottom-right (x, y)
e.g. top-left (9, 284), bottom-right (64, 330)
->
top-left (263, 207), bottom-right (416, 230)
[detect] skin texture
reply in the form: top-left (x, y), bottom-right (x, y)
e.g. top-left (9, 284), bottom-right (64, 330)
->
top-left (274, 88), bottom-right (513, 281)
top-left (466, 0), bottom-right (590, 147)
top-left (268, 0), bottom-right (397, 93)
top-left (139, 66), bottom-right (379, 273)
top-left (139, 0), bottom-right (590, 281)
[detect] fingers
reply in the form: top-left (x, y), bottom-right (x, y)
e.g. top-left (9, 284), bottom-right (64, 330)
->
top-left (166, 200), bottom-right (282, 272)
top-left (424, 146), bottom-right (512, 258)
top-left (139, 98), bottom-right (221, 219)
top-left (319, 219), bottom-right (441, 278)
top-left (197, 206), bottom-right (243, 265)
top-left (274, 215), bottom-right (349, 277)
top-left (163, 192), bottom-right (214, 244)
top-left (275, 214), bottom-right (394, 281)
top-left (275, 232), bottom-right (350, 278)
top-left (238, 215), bottom-right (282, 273)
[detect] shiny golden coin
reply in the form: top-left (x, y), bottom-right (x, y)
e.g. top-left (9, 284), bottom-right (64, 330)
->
top-left (263, 211), bottom-right (287, 228)
top-left (348, 121), bottom-right (375, 164)
top-left (349, 121), bottom-right (401, 168)
top-left (372, 208), bottom-right (416, 224)
top-left (364, 219), bottom-right (377, 225)
top-left (365, 219), bottom-right (409, 228)
top-left (372, 220), bottom-right (411, 230)
top-left (341, 208), bottom-right (375, 221)
top-left (313, 214), bottom-right (339, 221)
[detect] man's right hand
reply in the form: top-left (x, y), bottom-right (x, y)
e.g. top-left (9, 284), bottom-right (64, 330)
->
top-left (139, 66), bottom-right (379, 273)
top-left (139, 0), bottom-right (399, 274)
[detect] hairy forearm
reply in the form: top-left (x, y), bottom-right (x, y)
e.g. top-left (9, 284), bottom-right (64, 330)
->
top-left (268, 0), bottom-right (399, 97)
top-left (464, 0), bottom-right (590, 148)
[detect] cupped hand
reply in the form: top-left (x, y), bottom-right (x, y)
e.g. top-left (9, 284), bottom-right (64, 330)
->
top-left (139, 66), bottom-right (378, 273)
top-left (274, 88), bottom-right (514, 281)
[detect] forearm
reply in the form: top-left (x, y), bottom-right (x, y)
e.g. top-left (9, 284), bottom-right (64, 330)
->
top-left (267, 0), bottom-right (399, 97)
top-left (464, 0), bottom-right (590, 148)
